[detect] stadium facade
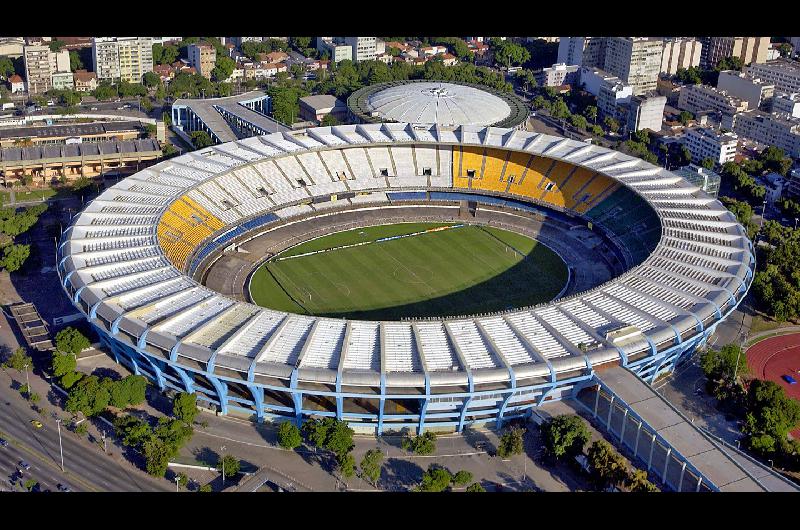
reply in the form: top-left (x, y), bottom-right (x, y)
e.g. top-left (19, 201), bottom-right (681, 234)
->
top-left (58, 123), bottom-right (754, 433)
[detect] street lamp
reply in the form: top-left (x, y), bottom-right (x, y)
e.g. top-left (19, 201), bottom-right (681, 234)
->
top-left (220, 445), bottom-right (227, 488)
top-left (101, 430), bottom-right (107, 454)
top-left (175, 475), bottom-right (180, 492)
top-left (56, 418), bottom-right (64, 472)
top-left (23, 363), bottom-right (29, 392)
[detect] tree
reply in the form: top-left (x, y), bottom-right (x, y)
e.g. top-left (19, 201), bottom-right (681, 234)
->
top-left (51, 351), bottom-right (76, 378)
top-left (586, 440), bottom-right (629, 490)
top-left (74, 422), bottom-right (88, 436)
top-left (143, 437), bottom-right (171, 477)
top-left (65, 375), bottom-right (112, 417)
top-left (678, 110), bottom-right (694, 126)
top-left (626, 469), bottom-right (659, 492)
top-left (198, 483), bottom-right (212, 492)
top-left (114, 414), bottom-right (153, 448)
top-left (217, 454), bottom-right (240, 478)
top-left (321, 113), bottom-right (339, 127)
top-left (61, 371), bottom-right (83, 390)
top-left (92, 83), bottom-right (118, 101)
top-left (550, 98), bottom-right (570, 120)
top-left (338, 452), bottom-right (356, 478)
top-left (541, 414), bottom-right (590, 460)
top-left (583, 105), bottom-right (598, 124)
top-left (359, 449), bottom-right (384, 485)
top-left (301, 417), bottom-right (354, 460)
top-left (758, 145), bottom-right (793, 176)
top-left (172, 392), bottom-right (199, 425)
top-left (401, 430), bottom-right (437, 455)
top-left (277, 421), bottom-right (302, 450)
top-left (176, 472), bottom-right (189, 489)
top-left (700, 343), bottom-right (748, 384)
top-left (24, 479), bottom-right (38, 492)
top-left (744, 379), bottom-right (800, 455)
top-left (497, 425), bottom-right (526, 458)
top-left (492, 40), bottom-right (531, 68)
top-left (416, 466), bottom-right (452, 492)
top-left (0, 244), bottom-right (30, 272)
top-left (55, 327), bottom-right (90, 356)
top-left (0, 57), bottom-right (14, 79)
top-left (570, 113), bottom-right (588, 131)
top-left (68, 51), bottom-right (84, 72)
top-left (190, 131), bottom-right (213, 149)
top-left (3, 347), bottom-right (32, 373)
top-left (142, 71), bottom-right (160, 88)
top-left (603, 116), bottom-right (620, 134)
top-left (532, 95), bottom-right (548, 110)
top-left (452, 470), bottom-right (473, 487)
top-left (211, 56), bottom-right (236, 83)
top-left (700, 157), bottom-right (716, 170)
top-left (466, 482), bottom-right (486, 492)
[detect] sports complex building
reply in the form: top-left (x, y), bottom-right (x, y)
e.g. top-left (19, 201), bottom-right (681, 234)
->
top-left (347, 81), bottom-right (530, 129)
top-left (57, 122), bottom-right (754, 434)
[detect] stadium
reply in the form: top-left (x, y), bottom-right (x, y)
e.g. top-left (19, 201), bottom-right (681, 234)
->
top-left (57, 122), bottom-right (754, 434)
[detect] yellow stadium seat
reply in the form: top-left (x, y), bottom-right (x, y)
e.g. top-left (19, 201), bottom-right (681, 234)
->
top-left (573, 175), bottom-right (619, 214)
top-left (559, 167), bottom-right (595, 210)
top-left (451, 146), bottom-right (470, 189)
top-left (508, 155), bottom-right (552, 200)
top-left (471, 148), bottom-right (508, 193)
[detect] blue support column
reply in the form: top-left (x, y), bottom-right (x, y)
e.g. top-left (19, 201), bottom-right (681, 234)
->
top-left (172, 365), bottom-right (195, 394)
top-left (377, 374), bottom-right (386, 435)
top-left (290, 370), bottom-right (302, 425)
top-left (137, 329), bottom-right (149, 350)
top-left (207, 375), bottom-right (228, 415)
top-left (418, 374), bottom-right (431, 435)
top-left (138, 352), bottom-right (165, 390)
top-left (496, 368), bottom-right (516, 430)
top-left (335, 376), bottom-right (344, 421)
top-left (247, 384), bottom-right (264, 422)
top-left (459, 372), bottom-right (476, 432)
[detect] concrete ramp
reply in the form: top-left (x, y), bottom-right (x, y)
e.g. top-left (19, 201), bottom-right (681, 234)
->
top-left (579, 366), bottom-right (799, 492)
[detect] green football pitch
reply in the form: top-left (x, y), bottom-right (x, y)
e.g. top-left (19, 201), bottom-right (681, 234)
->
top-left (248, 222), bottom-right (568, 320)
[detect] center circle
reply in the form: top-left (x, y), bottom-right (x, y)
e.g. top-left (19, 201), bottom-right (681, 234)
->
top-left (247, 222), bottom-right (569, 321)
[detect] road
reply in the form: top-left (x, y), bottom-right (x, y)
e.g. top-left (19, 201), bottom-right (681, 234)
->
top-left (0, 369), bottom-right (171, 492)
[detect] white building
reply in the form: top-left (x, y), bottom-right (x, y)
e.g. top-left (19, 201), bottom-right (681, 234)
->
top-left (660, 38), bottom-right (702, 75)
top-left (732, 110), bottom-right (800, 158)
top-left (580, 67), bottom-right (633, 119)
top-left (773, 93), bottom-right (800, 119)
top-left (535, 63), bottom-right (580, 87)
top-left (626, 94), bottom-right (666, 133)
top-left (317, 38), bottom-right (353, 63)
top-left (603, 37), bottom-right (663, 96)
top-left (716, 70), bottom-right (774, 110)
top-left (677, 84), bottom-right (749, 129)
top-left (343, 37), bottom-right (377, 62)
top-left (8, 74), bottom-right (25, 94)
top-left (699, 37), bottom-right (771, 69)
top-left (682, 127), bottom-right (739, 166)
top-left (92, 37), bottom-right (154, 83)
top-left (745, 60), bottom-right (800, 94)
top-left (557, 37), bottom-right (606, 68)
top-left (51, 71), bottom-right (74, 90)
top-left (23, 44), bottom-right (55, 94)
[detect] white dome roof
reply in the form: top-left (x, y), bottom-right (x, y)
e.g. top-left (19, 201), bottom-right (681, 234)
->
top-left (365, 82), bottom-right (512, 126)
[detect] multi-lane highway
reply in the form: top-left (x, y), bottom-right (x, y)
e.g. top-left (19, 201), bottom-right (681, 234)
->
top-left (0, 371), bottom-right (171, 492)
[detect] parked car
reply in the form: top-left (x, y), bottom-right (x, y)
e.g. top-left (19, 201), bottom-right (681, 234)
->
top-left (0, 438), bottom-right (8, 447)
top-left (30, 420), bottom-right (43, 429)
top-left (56, 483), bottom-right (71, 492)
top-left (783, 375), bottom-right (797, 385)
top-left (18, 461), bottom-right (31, 471)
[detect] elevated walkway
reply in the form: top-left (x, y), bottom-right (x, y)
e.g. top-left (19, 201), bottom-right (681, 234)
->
top-left (576, 366), bottom-right (800, 492)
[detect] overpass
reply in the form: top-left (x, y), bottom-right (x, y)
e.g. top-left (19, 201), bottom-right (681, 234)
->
top-left (575, 366), bottom-right (800, 492)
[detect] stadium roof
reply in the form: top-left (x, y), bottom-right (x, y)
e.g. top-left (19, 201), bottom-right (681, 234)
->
top-left (366, 82), bottom-right (510, 126)
top-left (348, 81), bottom-right (529, 129)
top-left (59, 123), bottom-right (753, 388)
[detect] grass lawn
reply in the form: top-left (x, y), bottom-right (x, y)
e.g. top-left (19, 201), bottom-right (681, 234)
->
top-left (0, 187), bottom-right (72, 206)
top-left (248, 222), bottom-right (568, 320)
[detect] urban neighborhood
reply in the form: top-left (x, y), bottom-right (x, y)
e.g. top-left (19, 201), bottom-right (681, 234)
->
top-left (0, 33), bottom-right (799, 497)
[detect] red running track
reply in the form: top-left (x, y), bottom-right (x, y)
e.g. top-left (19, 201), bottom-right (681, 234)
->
top-left (746, 334), bottom-right (800, 438)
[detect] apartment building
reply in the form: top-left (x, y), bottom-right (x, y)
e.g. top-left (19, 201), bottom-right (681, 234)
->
top-left (317, 38), bottom-right (352, 63)
top-left (745, 60), bottom-right (800, 94)
top-left (603, 37), bottom-right (663, 96)
top-left (626, 93), bottom-right (666, 132)
top-left (51, 71), bottom-right (74, 90)
top-left (677, 84), bottom-right (749, 129)
top-left (716, 70), bottom-right (775, 110)
top-left (660, 38), bottom-right (702, 75)
top-left (699, 37), bottom-right (771, 69)
top-left (773, 93), bottom-right (800, 119)
top-left (580, 67), bottom-right (633, 119)
top-left (343, 37), bottom-right (377, 62)
top-left (188, 43), bottom-right (217, 79)
top-left (92, 37), bottom-right (154, 83)
top-left (732, 110), bottom-right (800, 158)
top-left (23, 45), bottom-right (55, 94)
top-left (534, 63), bottom-right (580, 87)
top-left (557, 37), bottom-right (606, 68)
top-left (682, 127), bottom-right (739, 166)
